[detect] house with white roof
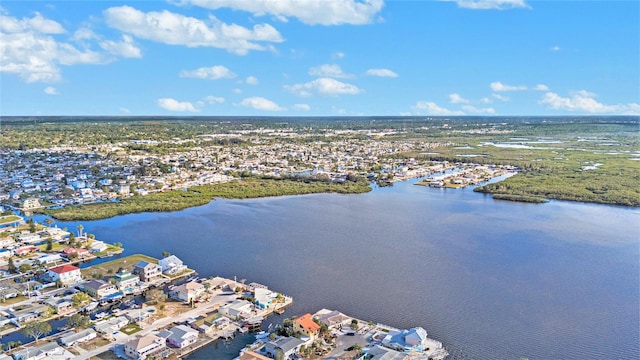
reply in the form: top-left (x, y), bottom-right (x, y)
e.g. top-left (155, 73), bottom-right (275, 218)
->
top-left (219, 299), bottom-right (254, 320)
top-left (124, 334), bottom-right (166, 360)
top-left (158, 255), bottom-right (186, 275)
top-left (165, 324), bottom-right (199, 349)
top-left (169, 281), bottom-right (204, 303)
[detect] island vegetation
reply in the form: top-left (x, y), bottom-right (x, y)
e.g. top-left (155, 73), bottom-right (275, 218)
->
top-left (1, 116), bottom-right (638, 220)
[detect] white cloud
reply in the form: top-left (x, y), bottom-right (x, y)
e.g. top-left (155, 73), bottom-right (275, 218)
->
top-left (119, 107), bottom-right (131, 113)
top-left (232, 88), bottom-right (242, 94)
top-left (246, 76), bottom-right (259, 85)
top-left (239, 96), bottom-right (285, 111)
top-left (203, 95), bottom-right (225, 104)
top-left (285, 77), bottom-right (362, 97)
top-left (365, 68), bottom-right (398, 78)
top-left (73, 27), bottom-right (98, 41)
top-left (448, 93), bottom-right (469, 104)
top-left (292, 103), bottom-right (311, 111)
top-left (413, 101), bottom-right (465, 116)
top-left (462, 105), bottom-right (495, 114)
top-left (448, 0), bottom-right (530, 10)
top-left (43, 86), bottom-right (58, 95)
top-left (332, 52), bottom-right (345, 59)
top-left (539, 90), bottom-right (640, 115)
top-left (157, 98), bottom-right (199, 112)
top-left (180, 65), bottom-right (236, 80)
top-left (551, 45), bottom-right (561, 51)
top-left (99, 34), bottom-right (141, 58)
top-left (490, 81), bottom-right (527, 92)
top-left (492, 93), bottom-right (510, 102)
top-left (309, 64), bottom-right (353, 79)
top-left (533, 84), bottom-right (549, 91)
top-left (180, 0), bottom-right (384, 26)
top-left (1, 11), bottom-right (141, 83)
top-left (104, 6), bottom-right (283, 55)
top-left (0, 12), bottom-right (65, 34)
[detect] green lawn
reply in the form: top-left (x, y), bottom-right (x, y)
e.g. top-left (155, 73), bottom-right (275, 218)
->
top-left (120, 323), bottom-right (142, 335)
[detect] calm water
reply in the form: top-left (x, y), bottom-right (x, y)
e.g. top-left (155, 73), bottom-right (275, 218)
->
top-left (42, 181), bottom-right (639, 359)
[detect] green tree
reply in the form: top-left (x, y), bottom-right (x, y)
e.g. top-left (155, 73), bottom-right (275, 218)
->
top-left (68, 232), bottom-right (76, 246)
top-left (18, 263), bottom-right (32, 273)
top-left (21, 321), bottom-right (52, 343)
top-left (46, 237), bottom-right (53, 251)
top-left (27, 218), bottom-right (36, 233)
top-left (7, 257), bottom-right (16, 274)
top-left (161, 251), bottom-right (171, 258)
top-left (67, 314), bottom-right (92, 329)
top-left (72, 291), bottom-right (92, 308)
top-left (113, 242), bottom-right (123, 248)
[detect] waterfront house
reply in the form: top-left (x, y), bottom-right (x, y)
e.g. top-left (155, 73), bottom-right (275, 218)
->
top-left (93, 315), bottom-right (129, 334)
top-left (169, 281), bottom-right (205, 303)
top-left (132, 261), bottom-right (162, 282)
top-left (62, 247), bottom-right (90, 259)
top-left (0, 237), bottom-right (15, 248)
top-left (365, 345), bottom-right (408, 360)
top-left (46, 264), bottom-right (82, 285)
top-left (89, 240), bottom-right (108, 253)
top-left (12, 341), bottom-right (73, 360)
top-left (21, 198), bottom-right (42, 211)
top-left (83, 279), bottom-right (119, 299)
top-left (158, 255), bottom-right (186, 275)
top-left (262, 337), bottom-right (304, 359)
top-left (165, 324), bottom-right (199, 349)
top-left (113, 269), bottom-right (140, 293)
top-left (43, 297), bottom-right (74, 314)
top-left (17, 233), bottom-right (41, 244)
top-left (293, 313), bottom-right (320, 340)
top-left (124, 334), bottom-right (166, 360)
top-left (36, 253), bottom-right (63, 265)
top-left (313, 309), bottom-right (352, 329)
top-left (58, 328), bottom-right (97, 346)
top-left (254, 288), bottom-right (278, 309)
top-left (219, 299), bottom-right (254, 320)
top-left (237, 350), bottom-right (272, 360)
top-left (382, 327), bottom-right (433, 353)
top-left (7, 303), bottom-right (48, 323)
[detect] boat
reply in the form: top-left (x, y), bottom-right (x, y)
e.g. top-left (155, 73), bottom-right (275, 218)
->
top-left (82, 301), bottom-right (99, 312)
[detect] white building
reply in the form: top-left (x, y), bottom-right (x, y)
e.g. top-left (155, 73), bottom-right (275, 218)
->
top-left (158, 255), bottom-right (186, 275)
top-left (46, 264), bottom-right (82, 285)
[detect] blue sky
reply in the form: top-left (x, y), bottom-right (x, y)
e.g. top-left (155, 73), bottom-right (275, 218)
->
top-left (1, 0), bottom-right (638, 116)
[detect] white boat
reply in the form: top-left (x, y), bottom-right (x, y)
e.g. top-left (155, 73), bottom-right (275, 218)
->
top-left (83, 301), bottom-right (99, 312)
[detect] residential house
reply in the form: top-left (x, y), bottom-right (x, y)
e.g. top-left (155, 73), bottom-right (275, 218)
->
top-left (83, 279), bottom-right (119, 299)
top-left (21, 198), bottom-right (42, 210)
top-left (158, 255), bottom-right (186, 275)
top-left (113, 269), bottom-right (140, 293)
top-left (262, 337), bottom-right (304, 359)
top-left (62, 247), bottom-right (90, 259)
top-left (237, 350), bottom-right (272, 360)
top-left (93, 315), bottom-right (129, 335)
top-left (219, 299), bottom-right (254, 320)
top-left (12, 342), bottom-right (74, 360)
top-left (15, 245), bottom-right (38, 256)
top-left (293, 313), bottom-right (320, 339)
top-left (365, 345), bottom-right (408, 360)
top-left (132, 261), bottom-right (161, 282)
top-left (7, 304), bottom-right (48, 323)
top-left (46, 264), bottom-right (82, 285)
top-left (254, 288), bottom-right (277, 309)
top-left (89, 240), bottom-right (108, 253)
top-left (58, 328), bottom-right (97, 347)
top-left (382, 327), bottom-right (432, 353)
top-left (0, 237), bottom-right (16, 248)
top-left (43, 297), bottom-right (74, 314)
top-left (165, 325), bottom-right (199, 349)
top-left (124, 334), bottom-right (166, 360)
top-left (17, 233), bottom-right (41, 244)
top-left (313, 309), bottom-right (352, 329)
top-left (36, 253), bottom-right (63, 265)
top-left (169, 281), bottom-right (204, 303)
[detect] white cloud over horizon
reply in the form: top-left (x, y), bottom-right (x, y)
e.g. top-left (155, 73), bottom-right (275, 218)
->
top-left (239, 96), bottom-right (285, 111)
top-left (179, 65), bottom-right (236, 80)
top-left (157, 97), bottom-right (199, 112)
top-left (203, 95), bottom-right (225, 104)
top-left (44, 86), bottom-right (58, 95)
top-left (104, 6), bottom-right (283, 55)
top-left (285, 77), bottom-right (362, 96)
top-left (292, 103), bottom-right (311, 111)
top-left (449, 93), bottom-right (470, 104)
top-left (539, 90), bottom-right (640, 115)
top-left (490, 81), bottom-right (528, 92)
top-left (365, 68), bottom-right (398, 78)
top-left (99, 34), bottom-right (142, 58)
top-left (180, 0), bottom-right (384, 26)
top-left (413, 101), bottom-right (465, 116)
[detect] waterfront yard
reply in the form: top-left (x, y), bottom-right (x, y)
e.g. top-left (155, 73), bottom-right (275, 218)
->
top-left (80, 254), bottom-right (158, 279)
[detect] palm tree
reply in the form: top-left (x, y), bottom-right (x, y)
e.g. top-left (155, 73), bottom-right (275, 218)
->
top-left (76, 224), bottom-right (84, 238)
